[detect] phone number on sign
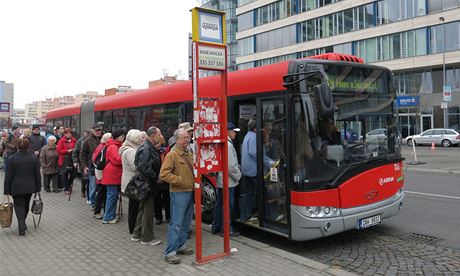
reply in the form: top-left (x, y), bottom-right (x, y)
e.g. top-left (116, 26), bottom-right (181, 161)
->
top-left (199, 59), bottom-right (224, 68)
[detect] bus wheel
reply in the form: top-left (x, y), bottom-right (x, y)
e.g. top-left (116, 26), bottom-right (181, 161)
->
top-left (201, 178), bottom-right (216, 223)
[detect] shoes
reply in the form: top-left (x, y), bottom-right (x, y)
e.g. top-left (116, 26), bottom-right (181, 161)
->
top-left (64, 190), bottom-right (70, 195)
top-left (165, 255), bottom-right (181, 264)
top-left (19, 231), bottom-right (25, 236)
top-left (93, 214), bottom-right (103, 219)
top-left (81, 192), bottom-right (86, 198)
top-left (155, 219), bottom-right (162, 225)
top-left (86, 200), bottom-right (92, 205)
top-left (211, 230), bottom-right (219, 235)
top-left (141, 239), bottom-right (162, 246)
top-left (177, 245), bottom-right (193, 255)
top-left (44, 190), bottom-right (51, 193)
top-left (102, 218), bottom-right (119, 224)
top-left (241, 216), bottom-right (258, 222)
top-left (90, 206), bottom-right (96, 211)
top-left (131, 236), bottom-right (140, 242)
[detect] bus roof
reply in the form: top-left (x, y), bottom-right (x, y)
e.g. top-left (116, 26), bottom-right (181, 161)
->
top-left (94, 61), bottom-right (289, 112)
top-left (46, 103), bottom-right (81, 119)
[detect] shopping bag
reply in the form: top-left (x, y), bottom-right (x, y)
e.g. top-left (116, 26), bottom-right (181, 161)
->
top-left (0, 195), bottom-right (13, 228)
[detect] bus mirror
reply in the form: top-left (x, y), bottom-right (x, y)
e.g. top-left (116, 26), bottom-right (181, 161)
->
top-left (314, 83), bottom-right (334, 118)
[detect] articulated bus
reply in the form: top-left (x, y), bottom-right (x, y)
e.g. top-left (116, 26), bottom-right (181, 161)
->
top-left (46, 53), bottom-right (404, 241)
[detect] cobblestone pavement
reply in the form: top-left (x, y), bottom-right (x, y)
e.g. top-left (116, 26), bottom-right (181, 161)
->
top-left (240, 220), bottom-right (460, 276)
top-left (0, 177), bottom-right (354, 276)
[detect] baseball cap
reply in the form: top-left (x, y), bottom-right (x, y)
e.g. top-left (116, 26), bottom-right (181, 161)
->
top-left (32, 124), bottom-right (40, 130)
top-left (227, 122), bottom-right (240, 132)
top-left (92, 123), bottom-right (102, 130)
top-left (178, 122), bottom-right (193, 132)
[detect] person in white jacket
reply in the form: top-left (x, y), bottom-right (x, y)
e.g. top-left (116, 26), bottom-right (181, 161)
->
top-left (119, 129), bottom-right (146, 235)
top-left (211, 122), bottom-right (242, 236)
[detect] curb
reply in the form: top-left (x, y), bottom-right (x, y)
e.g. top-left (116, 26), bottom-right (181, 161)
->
top-left (230, 234), bottom-right (358, 276)
top-left (404, 166), bottom-right (460, 175)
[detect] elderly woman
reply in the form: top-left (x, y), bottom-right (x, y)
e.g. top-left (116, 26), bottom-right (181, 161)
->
top-left (40, 135), bottom-right (60, 192)
top-left (119, 129), bottom-right (144, 235)
top-left (92, 132), bottom-right (111, 219)
top-left (3, 138), bottom-right (41, 236)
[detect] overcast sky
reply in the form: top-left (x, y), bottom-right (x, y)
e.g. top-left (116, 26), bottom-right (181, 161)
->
top-left (0, 1), bottom-right (198, 108)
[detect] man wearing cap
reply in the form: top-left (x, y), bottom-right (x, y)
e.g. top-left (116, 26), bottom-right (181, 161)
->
top-left (80, 124), bottom-right (102, 208)
top-left (211, 122), bottom-right (242, 236)
top-left (29, 125), bottom-right (45, 157)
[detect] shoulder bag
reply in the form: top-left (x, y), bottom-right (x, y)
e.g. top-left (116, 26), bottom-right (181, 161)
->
top-left (0, 195), bottom-right (13, 228)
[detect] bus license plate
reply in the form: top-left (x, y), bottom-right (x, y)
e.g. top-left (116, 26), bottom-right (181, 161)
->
top-left (358, 215), bottom-right (381, 229)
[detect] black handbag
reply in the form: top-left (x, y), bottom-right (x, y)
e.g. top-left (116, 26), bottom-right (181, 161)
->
top-left (30, 193), bottom-right (43, 229)
top-left (124, 175), bottom-right (150, 202)
top-left (31, 192), bottom-right (43, 229)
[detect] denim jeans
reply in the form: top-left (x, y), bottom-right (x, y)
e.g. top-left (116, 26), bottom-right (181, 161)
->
top-left (164, 191), bottom-right (194, 257)
top-left (239, 176), bottom-right (257, 221)
top-left (212, 186), bottom-right (236, 233)
top-left (103, 185), bottom-right (119, 221)
top-left (88, 175), bottom-right (97, 206)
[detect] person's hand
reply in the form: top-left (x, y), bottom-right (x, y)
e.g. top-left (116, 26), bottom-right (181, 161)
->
top-left (73, 162), bottom-right (78, 168)
top-left (68, 149), bottom-right (73, 152)
top-left (84, 167), bottom-right (89, 174)
top-left (34, 151), bottom-right (39, 156)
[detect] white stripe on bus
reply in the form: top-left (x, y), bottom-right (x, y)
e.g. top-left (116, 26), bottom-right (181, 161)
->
top-left (405, 191), bottom-right (460, 200)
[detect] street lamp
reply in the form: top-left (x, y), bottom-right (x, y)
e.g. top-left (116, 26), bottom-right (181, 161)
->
top-left (439, 16), bottom-right (447, 128)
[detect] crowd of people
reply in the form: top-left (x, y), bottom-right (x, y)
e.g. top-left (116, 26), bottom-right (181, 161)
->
top-left (2, 121), bottom-right (249, 265)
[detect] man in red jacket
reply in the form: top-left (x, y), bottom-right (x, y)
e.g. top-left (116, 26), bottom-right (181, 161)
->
top-left (101, 129), bottom-right (125, 224)
top-left (57, 128), bottom-right (77, 195)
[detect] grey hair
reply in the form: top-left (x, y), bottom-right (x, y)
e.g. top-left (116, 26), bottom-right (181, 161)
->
top-left (101, 133), bottom-right (112, 143)
top-left (147, 126), bottom-right (159, 137)
top-left (47, 135), bottom-right (56, 142)
top-left (174, 129), bottom-right (188, 140)
top-left (248, 119), bottom-right (256, 131)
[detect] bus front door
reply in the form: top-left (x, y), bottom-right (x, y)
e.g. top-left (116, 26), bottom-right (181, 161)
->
top-left (257, 96), bottom-right (289, 233)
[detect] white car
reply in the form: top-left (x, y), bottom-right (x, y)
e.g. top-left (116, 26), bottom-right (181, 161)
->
top-left (406, 128), bottom-right (460, 147)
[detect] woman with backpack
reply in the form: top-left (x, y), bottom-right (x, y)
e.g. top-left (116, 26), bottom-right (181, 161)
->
top-left (91, 133), bottom-right (111, 219)
top-left (101, 129), bottom-right (125, 224)
top-left (56, 128), bottom-right (77, 195)
top-left (119, 129), bottom-right (145, 235)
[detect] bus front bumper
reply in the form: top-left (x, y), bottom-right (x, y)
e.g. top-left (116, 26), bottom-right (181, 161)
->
top-left (290, 193), bottom-right (404, 241)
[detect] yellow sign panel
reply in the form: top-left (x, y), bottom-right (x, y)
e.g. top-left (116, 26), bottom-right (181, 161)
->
top-left (191, 7), bottom-right (226, 45)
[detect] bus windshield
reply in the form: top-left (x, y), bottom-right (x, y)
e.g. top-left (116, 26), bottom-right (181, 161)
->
top-left (292, 64), bottom-right (401, 192)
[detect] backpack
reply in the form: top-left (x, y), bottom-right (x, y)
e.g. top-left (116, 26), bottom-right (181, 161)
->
top-left (93, 146), bottom-right (107, 170)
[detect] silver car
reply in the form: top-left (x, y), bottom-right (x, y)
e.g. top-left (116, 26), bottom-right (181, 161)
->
top-left (406, 128), bottom-right (460, 147)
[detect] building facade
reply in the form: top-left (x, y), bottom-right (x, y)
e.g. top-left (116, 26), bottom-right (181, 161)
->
top-left (75, 91), bottom-right (103, 103)
top-left (0, 81), bottom-right (14, 128)
top-left (105, 85), bottom-right (135, 96)
top-left (149, 75), bottom-right (185, 88)
top-left (235, 0), bottom-right (460, 136)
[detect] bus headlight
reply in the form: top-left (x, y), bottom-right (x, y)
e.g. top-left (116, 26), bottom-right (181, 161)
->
top-left (296, 206), bottom-right (341, 218)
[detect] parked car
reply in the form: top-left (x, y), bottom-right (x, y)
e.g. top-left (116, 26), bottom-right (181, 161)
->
top-left (406, 128), bottom-right (460, 147)
top-left (361, 128), bottom-right (387, 144)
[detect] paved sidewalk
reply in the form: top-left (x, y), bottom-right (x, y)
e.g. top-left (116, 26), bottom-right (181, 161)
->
top-left (0, 175), bottom-right (355, 276)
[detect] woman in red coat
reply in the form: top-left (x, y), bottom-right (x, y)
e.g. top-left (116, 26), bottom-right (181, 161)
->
top-left (57, 128), bottom-right (77, 195)
top-left (101, 129), bottom-right (125, 224)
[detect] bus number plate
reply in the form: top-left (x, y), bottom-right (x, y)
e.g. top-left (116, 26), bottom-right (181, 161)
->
top-left (358, 214), bottom-right (381, 229)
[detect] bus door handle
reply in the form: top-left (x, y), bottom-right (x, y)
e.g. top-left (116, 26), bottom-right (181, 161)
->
top-left (280, 155), bottom-right (287, 169)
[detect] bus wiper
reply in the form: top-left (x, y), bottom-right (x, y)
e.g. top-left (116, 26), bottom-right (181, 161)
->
top-left (283, 70), bottom-right (323, 88)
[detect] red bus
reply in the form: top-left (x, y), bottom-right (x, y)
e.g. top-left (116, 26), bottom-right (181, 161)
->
top-left (46, 54), bottom-right (404, 241)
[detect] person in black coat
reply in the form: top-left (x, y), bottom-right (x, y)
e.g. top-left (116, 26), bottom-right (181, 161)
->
top-left (3, 138), bottom-right (42, 236)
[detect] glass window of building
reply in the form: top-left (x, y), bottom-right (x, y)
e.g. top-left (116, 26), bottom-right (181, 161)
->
top-left (427, 0), bottom-right (442, 13)
top-left (238, 37), bottom-right (254, 56)
top-left (429, 24), bottom-right (443, 54)
top-left (238, 12), bottom-right (254, 32)
top-left (445, 22), bottom-right (460, 51)
top-left (442, 0), bottom-right (460, 11)
top-left (415, 28), bottom-right (428, 56)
